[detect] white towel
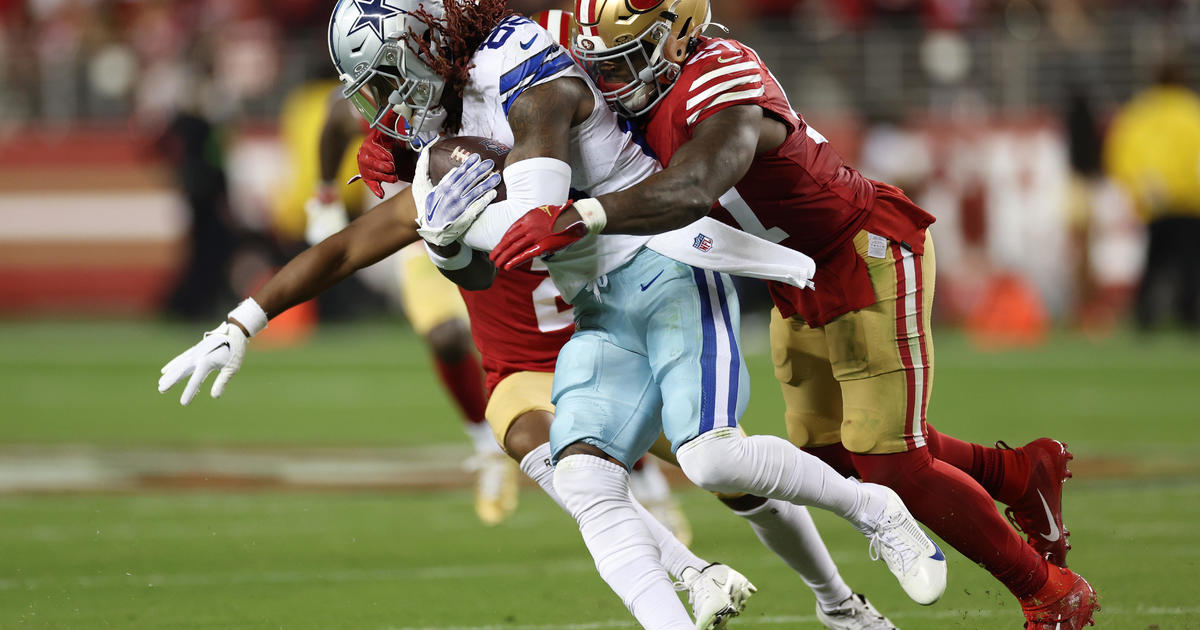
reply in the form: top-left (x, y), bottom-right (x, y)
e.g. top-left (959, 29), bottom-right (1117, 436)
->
top-left (646, 216), bottom-right (816, 289)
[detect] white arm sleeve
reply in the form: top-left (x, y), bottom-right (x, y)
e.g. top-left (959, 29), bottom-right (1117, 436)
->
top-left (462, 200), bottom-right (521, 252)
top-left (460, 156), bottom-right (573, 252)
top-left (503, 156), bottom-right (571, 210)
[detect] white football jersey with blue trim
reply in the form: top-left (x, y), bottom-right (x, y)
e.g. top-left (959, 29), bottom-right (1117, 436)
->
top-left (458, 15), bottom-right (658, 301)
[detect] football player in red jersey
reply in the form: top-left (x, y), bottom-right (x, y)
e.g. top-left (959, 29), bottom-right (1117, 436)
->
top-left (489, 1), bottom-right (1098, 628)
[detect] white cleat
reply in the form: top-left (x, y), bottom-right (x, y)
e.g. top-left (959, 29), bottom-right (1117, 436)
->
top-left (816, 593), bottom-right (899, 630)
top-left (466, 451), bottom-right (519, 526)
top-left (860, 486), bottom-right (947, 605)
top-left (677, 563), bottom-right (757, 630)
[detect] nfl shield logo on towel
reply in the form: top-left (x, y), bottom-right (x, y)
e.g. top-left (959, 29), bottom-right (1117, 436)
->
top-left (692, 233), bottom-right (713, 252)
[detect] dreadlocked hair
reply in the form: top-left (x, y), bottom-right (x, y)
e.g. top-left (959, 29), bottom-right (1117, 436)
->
top-left (407, 0), bottom-right (514, 134)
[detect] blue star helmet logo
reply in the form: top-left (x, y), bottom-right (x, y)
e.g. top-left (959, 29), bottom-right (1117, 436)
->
top-left (348, 0), bottom-right (406, 42)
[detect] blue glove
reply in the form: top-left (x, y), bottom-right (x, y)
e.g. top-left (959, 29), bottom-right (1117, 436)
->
top-left (414, 149), bottom-right (503, 246)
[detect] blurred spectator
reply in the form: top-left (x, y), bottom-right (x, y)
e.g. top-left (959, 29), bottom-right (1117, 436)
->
top-left (1062, 83), bottom-right (1104, 325)
top-left (1104, 60), bottom-right (1200, 331)
top-left (154, 60), bottom-right (236, 320)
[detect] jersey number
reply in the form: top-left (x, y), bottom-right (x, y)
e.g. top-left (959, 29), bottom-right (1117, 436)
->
top-left (483, 25), bottom-right (515, 49)
top-left (717, 188), bottom-right (789, 243)
top-left (530, 260), bottom-right (573, 332)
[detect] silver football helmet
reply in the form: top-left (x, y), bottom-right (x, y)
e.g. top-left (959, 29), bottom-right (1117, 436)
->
top-left (328, 0), bottom-right (447, 145)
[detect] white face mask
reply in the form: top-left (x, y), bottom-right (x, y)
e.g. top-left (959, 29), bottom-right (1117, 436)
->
top-left (400, 105), bottom-right (447, 150)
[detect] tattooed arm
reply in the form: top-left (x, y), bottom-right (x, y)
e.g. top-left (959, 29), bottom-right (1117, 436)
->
top-left (505, 76), bottom-right (595, 166)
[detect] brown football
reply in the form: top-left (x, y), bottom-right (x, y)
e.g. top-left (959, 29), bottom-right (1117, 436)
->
top-left (427, 136), bottom-right (511, 201)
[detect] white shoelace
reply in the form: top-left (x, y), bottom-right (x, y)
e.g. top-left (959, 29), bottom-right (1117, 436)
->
top-left (821, 595), bottom-right (893, 629)
top-left (584, 274), bottom-right (610, 303)
top-left (867, 516), bottom-right (920, 575)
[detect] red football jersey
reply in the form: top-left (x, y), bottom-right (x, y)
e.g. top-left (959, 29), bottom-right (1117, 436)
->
top-left (458, 259), bottom-right (574, 393)
top-left (532, 9), bottom-right (574, 49)
top-left (640, 37), bottom-right (934, 327)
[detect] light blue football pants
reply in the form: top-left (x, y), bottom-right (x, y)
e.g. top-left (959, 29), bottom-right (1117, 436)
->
top-left (549, 248), bottom-right (750, 468)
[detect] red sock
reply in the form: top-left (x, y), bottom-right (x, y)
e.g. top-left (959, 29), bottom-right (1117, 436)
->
top-left (804, 443), bottom-right (859, 478)
top-left (924, 424), bottom-right (1030, 506)
top-left (1023, 565), bottom-right (1074, 607)
top-left (853, 447), bottom-right (1048, 600)
top-left (433, 353), bottom-right (488, 425)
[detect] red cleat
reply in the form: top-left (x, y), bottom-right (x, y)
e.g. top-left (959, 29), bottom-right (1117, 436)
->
top-left (1001, 438), bottom-right (1073, 567)
top-left (1022, 568), bottom-right (1099, 629)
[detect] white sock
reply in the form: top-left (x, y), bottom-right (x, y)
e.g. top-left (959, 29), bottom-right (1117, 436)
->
top-left (464, 421), bottom-right (500, 455)
top-left (736, 499), bottom-right (853, 611)
top-left (554, 454), bottom-right (694, 630)
top-left (676, 430), bottom-right (887, 530)
top-left (519, 442), bottom-right (566, 511)
top-left (629, 489), bottom-right (706, 579)
top-left (521, 442), bottom-right (705, 580)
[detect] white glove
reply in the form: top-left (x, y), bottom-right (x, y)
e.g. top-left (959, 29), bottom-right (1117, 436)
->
top-left (158, 322), bottom-right (248, 405)
top-left (304, 197), bottom-right (349, 246)
top-left (157, 299), bottom-right (267, 406)
top-left (413, 145), bottom-right (502, 246)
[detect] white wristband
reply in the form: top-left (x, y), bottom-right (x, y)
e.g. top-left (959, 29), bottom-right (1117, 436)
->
top-left (425, 241), bottom-right (474, 270)
top-left (227, 298), bottom-right (268, 337)
top-left (574, 197), bottom-right (607, 235)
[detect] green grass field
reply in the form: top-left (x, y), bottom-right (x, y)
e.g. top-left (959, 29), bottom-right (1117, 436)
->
top-left (1, 319), bottom-right (1199, 629)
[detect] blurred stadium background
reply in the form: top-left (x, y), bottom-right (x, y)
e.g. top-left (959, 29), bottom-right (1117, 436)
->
top-left (1, 0), bottom-right (1199, 628)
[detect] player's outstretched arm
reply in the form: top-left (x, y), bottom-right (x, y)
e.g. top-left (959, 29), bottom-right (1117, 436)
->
top-left (157, 189), bottom-right (421, 405)
top-left (255, 188), bottom-right (421, 317)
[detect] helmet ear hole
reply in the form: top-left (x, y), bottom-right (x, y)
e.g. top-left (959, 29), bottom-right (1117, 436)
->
top-left (662, 19), bottom-right (702, 65)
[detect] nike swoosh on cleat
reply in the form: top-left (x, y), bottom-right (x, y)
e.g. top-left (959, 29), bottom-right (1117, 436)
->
top-left (640, 270), bottom-right (665, 291)
top-left (929, 544), bottom-right (945, 561)
top-left (1036, 490), bottom-right (1061, 542)
top-left (519, 35), bottom-right (538, 49)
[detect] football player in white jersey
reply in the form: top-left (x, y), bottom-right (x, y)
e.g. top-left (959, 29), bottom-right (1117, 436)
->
top-left (159, 2), bottom-right (944, 628)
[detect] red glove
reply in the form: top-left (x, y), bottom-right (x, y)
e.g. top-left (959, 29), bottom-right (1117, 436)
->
top-left (354, 111), bottom-right (401, 198)
top-left (490, 202), bottom-right (587, 270)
